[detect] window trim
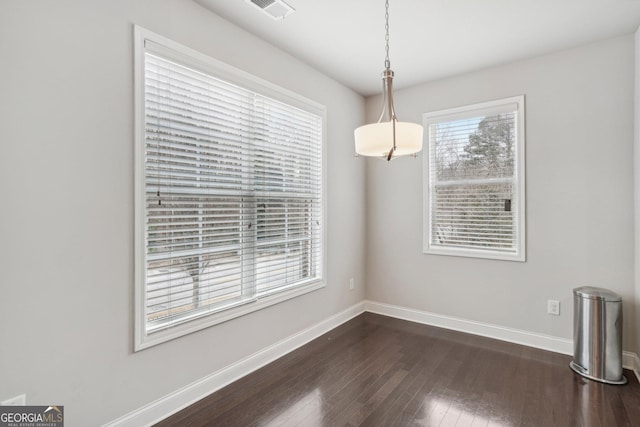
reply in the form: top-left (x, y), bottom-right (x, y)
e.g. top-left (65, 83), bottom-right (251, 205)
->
top-left (134, 26), bottom-right (327, 351)
top-left (422, 96), bottom-right (526, 262)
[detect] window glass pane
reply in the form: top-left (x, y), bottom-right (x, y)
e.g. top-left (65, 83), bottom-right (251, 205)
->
top-left (433, 113), bottom-right (515, 181)
top-left (255, 197), bottom-right (319, 294)
top-left (145, 194), bottom-right (244, 329)
top-left (432, 182), bottom-right (515, 251)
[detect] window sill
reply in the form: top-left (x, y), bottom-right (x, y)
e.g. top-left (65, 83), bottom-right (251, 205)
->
top-left (135, 279), bottom-right (325, 351)
top-left (423, 245), bottom-right (525, 262)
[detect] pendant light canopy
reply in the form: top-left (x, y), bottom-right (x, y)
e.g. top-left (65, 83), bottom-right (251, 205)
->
top-left (354, 0), bottom-right (423, 161)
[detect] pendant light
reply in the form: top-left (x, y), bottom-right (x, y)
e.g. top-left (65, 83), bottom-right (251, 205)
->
top-left (354, 0), bottom-right (423, 161)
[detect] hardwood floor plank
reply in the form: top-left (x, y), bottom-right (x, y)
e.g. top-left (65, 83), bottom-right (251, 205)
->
top-left (357, 338), bottom-right (441, 426)
top-left (154, 313), bottom-right (640, 427)
top-left (345, 368), bottom-right (408, 426)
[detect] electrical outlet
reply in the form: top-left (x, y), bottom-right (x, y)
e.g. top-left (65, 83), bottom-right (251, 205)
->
top-left (1, 394), bottom-right (26, 406)
top-left (349, 278), bottom-right (354, 291)
top-left (547, 300), bottom-right (560, 316)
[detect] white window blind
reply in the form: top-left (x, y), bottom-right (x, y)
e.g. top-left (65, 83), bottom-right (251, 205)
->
top-left (423, 96), bottom-right (525, 261)
top-left (135, 29), bottom-right (325, 349)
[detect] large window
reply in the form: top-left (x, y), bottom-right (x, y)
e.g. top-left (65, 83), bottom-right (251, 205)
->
top-left (423, 96), bottom-right (525, 261)
top-left (134, 28), bottom-right (325, 350)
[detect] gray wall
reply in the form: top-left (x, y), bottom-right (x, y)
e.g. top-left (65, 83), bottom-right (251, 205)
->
top-left (635, 27), bottom-right (640, 361)
top-left (0, 1), bottom-right (366, 425)
top-left (365, 35), bottom-right (636, 350)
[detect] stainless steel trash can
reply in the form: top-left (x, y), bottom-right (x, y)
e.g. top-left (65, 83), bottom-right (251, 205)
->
top-left (569, 286), bottom-right (626, 384)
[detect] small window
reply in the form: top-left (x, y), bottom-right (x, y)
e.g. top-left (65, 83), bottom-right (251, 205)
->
top-left (134, 27), bottom-right (326, 350)
top-left (423, 96), bottom-right (525, 261)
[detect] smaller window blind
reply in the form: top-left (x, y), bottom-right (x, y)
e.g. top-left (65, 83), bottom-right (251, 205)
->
top-left (423, 97), bottom-right (525, 261)
top-left (138, 40), bottom-right (324, 344)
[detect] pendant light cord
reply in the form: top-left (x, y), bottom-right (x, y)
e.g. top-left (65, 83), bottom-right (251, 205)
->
top-left (384, 0), bottom-right (390, 70)
top-left (384, 0), bottom-right (395, 160)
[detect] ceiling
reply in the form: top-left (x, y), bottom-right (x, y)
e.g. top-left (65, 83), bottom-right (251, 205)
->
top-left (196, 0), bottom-right (640, 96)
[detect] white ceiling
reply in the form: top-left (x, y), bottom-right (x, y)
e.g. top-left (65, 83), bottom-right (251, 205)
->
top-left (196, 0), bottom-right (640, 96)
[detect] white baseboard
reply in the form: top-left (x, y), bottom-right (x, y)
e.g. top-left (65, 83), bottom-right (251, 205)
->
top-left (104, 301), bottom-right (365, 427)
top-left (365, 300), bottom-right (573, 355)
top-left (624, 351), bottom-right (640, 383)
top-left (365, 300), bottom-right (640, 382)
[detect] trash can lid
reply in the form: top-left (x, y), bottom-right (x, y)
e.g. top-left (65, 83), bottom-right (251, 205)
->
top-left (573, 286), bottom-right (622, 302)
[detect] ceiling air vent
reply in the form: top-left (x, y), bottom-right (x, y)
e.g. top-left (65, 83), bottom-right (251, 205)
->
top-left (246, 0), bottom-right (295, 20)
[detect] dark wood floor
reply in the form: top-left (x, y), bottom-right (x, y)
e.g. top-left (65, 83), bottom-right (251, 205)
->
top-left (155, 313), bottom-right (640, 426)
